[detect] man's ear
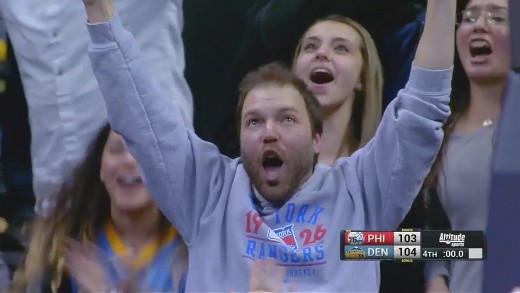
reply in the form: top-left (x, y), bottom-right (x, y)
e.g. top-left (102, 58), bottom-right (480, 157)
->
top-left (354, 80), bottom-right (363, 91)
top-left (313, 132), bottom-right (322, 155)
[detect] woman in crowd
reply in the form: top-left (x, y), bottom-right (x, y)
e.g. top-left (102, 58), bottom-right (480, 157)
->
top-left (11, 124), bottom-right (188, 292)
top-left (292, 14), bottom-right (383, 164)
top-left (425, 0), bottom-right (510, 292)
top-left (292, 14), bottom-right (426, 293)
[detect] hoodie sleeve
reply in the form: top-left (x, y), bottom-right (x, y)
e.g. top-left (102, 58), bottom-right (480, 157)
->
top-left (86, 12), bottom-right (235, 245)
top-left (425, 261), bottom-right (450, 285)
top-left (339, 66), bottom-right (452, 230)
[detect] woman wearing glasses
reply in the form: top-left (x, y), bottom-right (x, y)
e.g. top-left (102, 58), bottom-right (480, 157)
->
top-left (424, 0), bottom-right (510, 292)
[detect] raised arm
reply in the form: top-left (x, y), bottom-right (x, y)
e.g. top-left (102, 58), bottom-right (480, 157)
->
top-left (414, 0), bottom-right (456, 69)
top-left (81, 0), bottom-right (234, 244)
top-left (340, 0), bottom-right (456, 230)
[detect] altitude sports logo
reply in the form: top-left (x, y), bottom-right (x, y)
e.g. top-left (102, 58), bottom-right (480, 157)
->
top-left (439, 233), bottom-right (466, 247)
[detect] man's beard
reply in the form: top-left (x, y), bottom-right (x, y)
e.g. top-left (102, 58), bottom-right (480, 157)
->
top-left (241, 150), bottom-right (314, 207)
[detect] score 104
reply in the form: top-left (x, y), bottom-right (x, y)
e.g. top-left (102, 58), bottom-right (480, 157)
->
top-left (343, 245), bottom-right (420, 260)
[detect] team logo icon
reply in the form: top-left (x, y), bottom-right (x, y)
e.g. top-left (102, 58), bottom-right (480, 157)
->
top-left (267, 224), bottom-right (298, 250)
top-left (345, 246), bottom-right (365, 259)
top-left (347, 231), bottom-right (365, 245)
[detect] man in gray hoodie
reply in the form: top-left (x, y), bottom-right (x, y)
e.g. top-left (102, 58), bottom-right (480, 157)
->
top-left (81, 0), bottom-right (455, 291)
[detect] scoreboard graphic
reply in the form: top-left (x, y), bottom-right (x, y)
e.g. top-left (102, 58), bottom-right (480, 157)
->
top-left (340, 229), bottom-right (486, 261)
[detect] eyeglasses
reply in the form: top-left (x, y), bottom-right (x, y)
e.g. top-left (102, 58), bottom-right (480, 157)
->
top-left (459, 9), bottom-right (509, 26)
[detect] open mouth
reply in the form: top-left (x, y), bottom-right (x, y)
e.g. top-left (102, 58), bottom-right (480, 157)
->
top-left (469, 40), bottom-right (492, 57)
top-left (310, 68), bottom-right (334, 84)
top-left (117, 175), bottom-right (143, 187)
top-left (262, 150), bottom-right (284, 184)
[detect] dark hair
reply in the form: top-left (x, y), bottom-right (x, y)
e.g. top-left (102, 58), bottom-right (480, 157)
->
top-left (422, 54), bottom-right (470, 231)
top-left (424, 54), bottom-right (470, 187)
top-left (424, 0), bottom-right (473, 188)
top-left (423, 0), bottom-right (477, 232)
top-left (235, 62), bottom-right (323, 138)
top-left (12, 124), bottom-right (172, 290)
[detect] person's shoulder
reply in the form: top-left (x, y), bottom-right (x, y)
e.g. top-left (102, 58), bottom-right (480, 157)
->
top-left (228, 156), bottom-right (243, 168)
top-left (315, 163), bottom-right (332, 173)
top-left (309, 162), bottom-right (343, 184)
top-left (233, 158), bottom-right (252, 180)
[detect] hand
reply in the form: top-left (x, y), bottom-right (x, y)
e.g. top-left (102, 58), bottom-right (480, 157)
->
top-left (64, 239), bottom-right (110, 293)
top-left (248, 260), bottom-right (286, 292)
top-left (64, 238), bottom-right (136, 293)
top-left (426, 276), bottom-right (449, 293)
top-left (229, 259), bottom-right (294, 293)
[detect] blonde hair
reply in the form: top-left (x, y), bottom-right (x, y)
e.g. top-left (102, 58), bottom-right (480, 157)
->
top-left (10, 217), bottom-right (71, 292)
top-left (293, 14), bottom-right (383, 153)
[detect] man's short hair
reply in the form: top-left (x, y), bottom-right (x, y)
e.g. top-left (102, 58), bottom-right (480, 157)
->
top-left (235, 62), bottom-right (323, 138)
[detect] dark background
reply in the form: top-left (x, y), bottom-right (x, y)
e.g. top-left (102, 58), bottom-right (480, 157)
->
top-left (183, 0), bottom-right (426, 153)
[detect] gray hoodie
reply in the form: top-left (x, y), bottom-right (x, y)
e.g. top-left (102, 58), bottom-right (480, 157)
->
top-left (86, 13), bottom-right (451, 292)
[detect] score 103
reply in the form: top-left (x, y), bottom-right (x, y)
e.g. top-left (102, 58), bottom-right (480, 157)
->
top-left (343, 231), bottom-right (421, 245)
